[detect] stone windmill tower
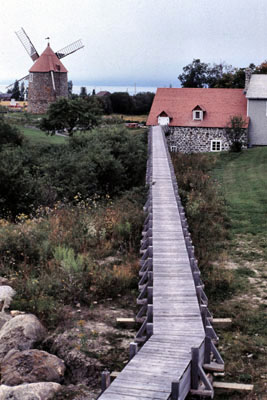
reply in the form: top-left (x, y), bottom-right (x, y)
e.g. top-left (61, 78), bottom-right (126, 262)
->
top-left (15, 28), bottom-right (84, 114)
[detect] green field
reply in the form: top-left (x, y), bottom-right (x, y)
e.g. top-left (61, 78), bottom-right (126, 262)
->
top-left (210, 148), bottom-right (267, 398)
top-left (213, 147), bottom-right (267, 235)
top-left (19, 126), bottom-right (67, 145)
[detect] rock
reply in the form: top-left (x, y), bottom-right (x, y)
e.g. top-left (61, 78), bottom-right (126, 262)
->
top-left (0, 286), bottom-right (16, 312)
top-left (50, 384), bottom-right (99, 400)
top-left (0, 314), bottom-right (46, 362)
top-left (10, 310), bottom-right (26, 317)
top-left (0, 382), bottom-right (61, 399)
top-left (44, 328), bottom-right (102, 385)
top-left (0, 313), bottom-right (11, 330)
top-left (1, 349), bottom-right (65, 386)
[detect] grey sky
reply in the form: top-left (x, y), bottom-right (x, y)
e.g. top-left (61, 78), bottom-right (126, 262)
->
top-left (1, 0), bottom-right (267, 87)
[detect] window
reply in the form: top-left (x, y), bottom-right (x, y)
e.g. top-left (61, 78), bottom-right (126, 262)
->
top-left (210, 140), bottom-right (222, 152)
top-left (170, 145), bottom-right (177, 152)
top-left (193, 110), bottom-right (203, 120)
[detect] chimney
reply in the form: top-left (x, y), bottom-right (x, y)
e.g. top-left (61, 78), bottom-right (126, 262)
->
top-left (244, 68), bottom-right (252, 94)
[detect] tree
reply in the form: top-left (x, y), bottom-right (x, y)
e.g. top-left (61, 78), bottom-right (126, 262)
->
top-left (11, 80), bottom-right (20, 100)
top-left (80, 86), bottom-right (87, 98)
top-left (109, 92), bottom-right (134, 114)
top-left (178, 59), bottom-right (246, 88)
top-left (68, 80), bottom-right (73, 98)
top-left (19, 82), bottom-right (25, 101)
top-left (225, 115), bottom-right (247, 152)
top-left (39, 97), bottom-right (103, 136)
top-left (206, 62), bottom-right (234, 88)
top-left (132, 92), bottom-right (155, 115)
top-left (178, 59), bottom-right (210, 88)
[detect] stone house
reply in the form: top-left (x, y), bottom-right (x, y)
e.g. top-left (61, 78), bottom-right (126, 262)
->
top-left (245, 74), bottom-right (267, 146)
top-left (146, 88), bottom-right (249, 153)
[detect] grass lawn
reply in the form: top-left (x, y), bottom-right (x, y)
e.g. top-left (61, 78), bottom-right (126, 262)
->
top-left (112, 114), bottom-right (147, 123)
top-left (210, 147), bottom-right (267, 399)
top-left (213, 147), bottom-right (267, 235)
top-left (20, 126), bottom-right (67, 145)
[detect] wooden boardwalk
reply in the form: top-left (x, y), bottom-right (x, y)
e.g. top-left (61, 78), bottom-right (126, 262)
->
top-left (99, 126), bottom-right (223, 400)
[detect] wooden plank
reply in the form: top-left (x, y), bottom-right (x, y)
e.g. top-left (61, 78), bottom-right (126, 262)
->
top-left (116, 317), bottom-right (135, 325)
top-left (213, 382), bottom-right (254, 391)
top-left (212, 318), bottom-right (232, 327)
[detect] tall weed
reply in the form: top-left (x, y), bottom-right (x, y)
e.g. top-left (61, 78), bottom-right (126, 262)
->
top-left (172, 153), bottom-right (230, 298)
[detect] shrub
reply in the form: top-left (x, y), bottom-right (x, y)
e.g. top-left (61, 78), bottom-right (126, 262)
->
top-left (0, 119), bottom-right (25, 148)
top-left (1, 187), bottom-right (145, 327)
top-left (0, 125), bottom-right (147, 218)
top-left (225, 115), bottom-right (247, 152)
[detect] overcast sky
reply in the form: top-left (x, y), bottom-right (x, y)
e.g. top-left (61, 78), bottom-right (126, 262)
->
top-left (1, 0), bottom-right (267, 88)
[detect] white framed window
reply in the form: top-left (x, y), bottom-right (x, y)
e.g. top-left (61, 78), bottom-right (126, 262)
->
top-left (170, 145), bottom-right (177, 152)
top-left (210, 140), bottom-right (222, 152)
top-left (193, 110), bottom-right (203, 120)
top-left (29, 73), bottom-right (33, 83)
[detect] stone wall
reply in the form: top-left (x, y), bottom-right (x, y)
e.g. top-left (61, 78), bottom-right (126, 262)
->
top-left (28, 72), bottom-right (68, 114)
top-left (166, 126), bottom-right (248, 153)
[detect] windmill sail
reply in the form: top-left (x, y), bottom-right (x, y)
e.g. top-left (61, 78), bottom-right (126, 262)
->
top-left (6, 75), bottom-right (29, 90)
top-left (15, 28), bottom-right (39, 61)
top-left (55, 39), bottom-right (84, 59)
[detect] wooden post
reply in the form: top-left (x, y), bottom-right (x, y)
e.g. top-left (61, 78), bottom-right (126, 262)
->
top-left (148, 286), bottom-right (153, 304)
top-left (147, 322), bottom-right (153, 339)
top-left (171, 381), bottom-right (180, 400)
top-left (204, 336), bottom-right (211, 364)
top-left (201, 304), bottom-right (208, 329)
top-left (129, 342), bottom-right (138, 360)
top-left (191, 347), bottom-right (199, 390)
top-left (148, 271), bottom-right (153, 286)
top-left (147, 304), bottom-right (153, 323)
top-left (101, 370), bottom-right (110, 392)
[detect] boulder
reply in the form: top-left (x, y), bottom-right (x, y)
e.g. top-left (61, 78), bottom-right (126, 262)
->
top-left (1, 349), bottom-right (65, 386)
top-left (0, 314), bottom-right (46, 362)
top-left (0, 285), bottom-right (16, 312)
top-left (44, 328), bottom-right (102, 385)
top-left (0, 382), bottom-right (61, 399)
top-left (0, 313), bottom-right (11, 330)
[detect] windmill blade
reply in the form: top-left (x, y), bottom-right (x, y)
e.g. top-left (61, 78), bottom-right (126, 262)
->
top-left (6, 75), bottom-right (29, 89)
top-left (55, 39), bottom-right (84, 59)
top-left (15, 27), bottom-right (39, 61)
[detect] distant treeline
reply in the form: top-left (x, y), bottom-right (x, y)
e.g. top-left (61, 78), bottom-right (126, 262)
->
top-left (74, 85), bottom-right (155, 115)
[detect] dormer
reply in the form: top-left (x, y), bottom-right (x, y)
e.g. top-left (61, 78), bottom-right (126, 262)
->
top-left (157, 110), bottom-right (172, 126)
top-left (192, 105), bottom-right (205, 121)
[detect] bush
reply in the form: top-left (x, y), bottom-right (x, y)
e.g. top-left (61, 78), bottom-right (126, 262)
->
top-left (225, 115), bottom-right (247, 152)
top-left (0, 188), bottom-right (145, 327)
top-left (0, 119), bottom-right (25, 148)
top-left (0, 126), bottom-right (147, 218)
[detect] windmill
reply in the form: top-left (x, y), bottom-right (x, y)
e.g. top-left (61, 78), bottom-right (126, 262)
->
top-left (14, 27), bottom-right (84, 113)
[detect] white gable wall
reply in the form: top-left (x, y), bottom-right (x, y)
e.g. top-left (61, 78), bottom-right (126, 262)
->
top-left (158, 116), bottom-right (170, 125)
top-left (248, 99), bottom-right (267, 145)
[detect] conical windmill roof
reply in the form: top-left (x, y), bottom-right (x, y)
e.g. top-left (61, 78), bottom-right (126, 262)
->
top-left (29, 44), bottom-right (68, 73)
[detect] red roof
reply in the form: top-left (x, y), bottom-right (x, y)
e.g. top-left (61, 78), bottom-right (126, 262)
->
top-left (146, 88), bottom-right (249, 128)
top-left (29, 44), bottom-right (68, 73)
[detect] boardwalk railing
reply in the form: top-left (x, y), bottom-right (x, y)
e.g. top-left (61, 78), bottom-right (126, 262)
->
top-left (99, 126), bottom-right (224, 400)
